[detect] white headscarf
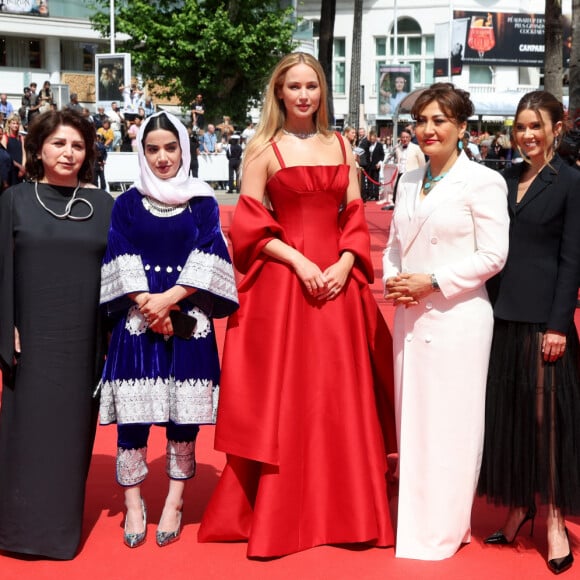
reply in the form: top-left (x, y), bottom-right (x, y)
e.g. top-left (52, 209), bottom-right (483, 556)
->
top-left (134, 110), bottom-right (214, 204)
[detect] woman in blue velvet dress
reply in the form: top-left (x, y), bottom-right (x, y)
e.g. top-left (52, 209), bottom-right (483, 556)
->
top-left (98, 111), bottom-right (238, 548)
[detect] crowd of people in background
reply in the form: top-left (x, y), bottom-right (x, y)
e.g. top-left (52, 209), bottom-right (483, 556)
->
top-left (346, 116), bottom-right (579, 212)
top-left (0, 83), bottom-right (258, 197)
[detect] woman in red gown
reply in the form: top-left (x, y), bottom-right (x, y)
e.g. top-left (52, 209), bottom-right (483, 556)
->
top-left (198, 52), bottom-right (396, 558)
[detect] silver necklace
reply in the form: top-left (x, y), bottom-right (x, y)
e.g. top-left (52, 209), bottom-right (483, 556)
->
top-left (142, 196), bottom-right (189, 217)
top-left (35, 181), bottom-right (94, 221)
top-left (282, 129), bottom-right (319, 140)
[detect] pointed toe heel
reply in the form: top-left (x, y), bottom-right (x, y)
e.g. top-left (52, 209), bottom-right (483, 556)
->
top-left (484, 505), bottom-right (536, 545)
top-left (547, 528), bottom-right (574, 575)
top-left (484, 530), bottom-right (510, 545)
top-left (156, 509), bottom-right (182, 547)
top-left (124, 498), bottom-right (147, 548)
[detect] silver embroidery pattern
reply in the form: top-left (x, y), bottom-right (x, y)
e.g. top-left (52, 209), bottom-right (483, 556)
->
top-left (177, 249), bottom-right (238, 303)
top-left (187, 307), bottom-right (211, 339)
top-left (125, 304), bottom-right (149, 336)
top-left (101, 253), bottom-right (149, 304)
top-left (117, 447), bottom-right (148, 486)
top-left (167, 440), bottom-right (196, 480)
top-left (99, 377), bottom-right (218, 425)
top-left (141, 196), bottom-right (189, 218)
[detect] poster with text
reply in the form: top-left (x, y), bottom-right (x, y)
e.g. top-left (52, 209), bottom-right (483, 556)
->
top-left (453, 10), bottom-right (571, 67)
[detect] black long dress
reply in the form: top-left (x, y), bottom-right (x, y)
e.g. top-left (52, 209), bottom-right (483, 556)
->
top-left (0, 183), bottom-right (114, 559)
top-left (477, 157), bottom-right (580, 514)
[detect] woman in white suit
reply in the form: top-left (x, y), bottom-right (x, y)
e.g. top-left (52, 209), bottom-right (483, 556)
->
top-left (383, 83), bottom-right (509, 560)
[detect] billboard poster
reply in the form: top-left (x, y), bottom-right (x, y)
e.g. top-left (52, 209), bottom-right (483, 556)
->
top-left (0, 0), bottom-right (48, 15)
top-left (378, 65), bottom-right (412, 116)
top-left (435, 11), bottom-right (572, 75)
top-left (454, 10), bottom-right (544, 66)
top-left (95, 53), bottom-right (131, 105)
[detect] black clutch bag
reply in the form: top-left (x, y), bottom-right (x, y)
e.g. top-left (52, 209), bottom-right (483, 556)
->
top-left (169, 310), bottom-right (197, 339)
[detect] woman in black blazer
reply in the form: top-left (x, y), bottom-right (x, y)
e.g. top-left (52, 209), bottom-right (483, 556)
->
top-left (478, 91), bottom-right (580, 575)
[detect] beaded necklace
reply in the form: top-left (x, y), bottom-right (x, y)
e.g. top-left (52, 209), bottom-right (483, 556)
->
top-left (423, 166), bottom-right (449, 192)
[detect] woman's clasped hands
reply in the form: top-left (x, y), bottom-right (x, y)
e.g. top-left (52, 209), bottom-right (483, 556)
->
top-left (384, 272), bottom-right (434, 307)
top-left (294, 253), bottom-right (354, 301)
top-left (133, 291), bottom-right (179, 335)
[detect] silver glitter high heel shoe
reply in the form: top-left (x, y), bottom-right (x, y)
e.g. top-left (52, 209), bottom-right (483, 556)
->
top-left (156, 507), bottom-right (182, 547)
top-left (123, 498), bottom-right (147, 548)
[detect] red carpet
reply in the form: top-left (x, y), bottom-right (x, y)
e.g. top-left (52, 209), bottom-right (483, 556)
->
top-left (1, 202), bottom-right (578, 579)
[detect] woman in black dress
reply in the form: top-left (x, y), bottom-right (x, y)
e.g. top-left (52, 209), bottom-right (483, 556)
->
top-left (478, 91), bottom-right (580, 575)
top-left (0, 110), bottom-right (114, 559)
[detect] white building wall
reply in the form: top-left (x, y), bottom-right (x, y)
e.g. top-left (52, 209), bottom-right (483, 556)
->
top-left (0, 12), bottom-right (118, 110)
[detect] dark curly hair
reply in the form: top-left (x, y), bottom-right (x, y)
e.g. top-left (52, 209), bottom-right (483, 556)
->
top-left (25, 109), bottom-right (96, 183)
top-left (411, 82), bottom-right (474, 124)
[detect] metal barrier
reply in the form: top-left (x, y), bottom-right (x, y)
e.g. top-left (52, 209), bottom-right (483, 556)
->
top-left (105, 152), bottom-right (229, 192)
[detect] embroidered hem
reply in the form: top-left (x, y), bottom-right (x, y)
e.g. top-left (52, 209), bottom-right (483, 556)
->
top-left (99, 377), bottom-right (219, 425)
top-left (167, 440), bottom-right (197, 479)
top-left (117, 447), bottom-right (148, 486)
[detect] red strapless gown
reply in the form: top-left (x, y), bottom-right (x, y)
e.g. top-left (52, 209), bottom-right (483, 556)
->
top-left (199, 142), bottom-right (396, 558)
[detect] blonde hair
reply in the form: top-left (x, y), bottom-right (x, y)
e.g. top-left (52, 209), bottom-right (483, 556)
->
top-left (5, 112), bottom-right (21, 131)
top-left (244, 52), bottom-right (330, 167)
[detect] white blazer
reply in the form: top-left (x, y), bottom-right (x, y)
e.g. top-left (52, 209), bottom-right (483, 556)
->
top-left (382, 152), bottom-right (509, 561)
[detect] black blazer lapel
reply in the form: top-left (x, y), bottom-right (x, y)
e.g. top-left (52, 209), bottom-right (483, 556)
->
top-left (508, 157), bottom-right (562, 213)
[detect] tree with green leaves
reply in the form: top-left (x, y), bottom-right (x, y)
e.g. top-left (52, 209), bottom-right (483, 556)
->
top-left (88, 0), bottom-right (296, 125)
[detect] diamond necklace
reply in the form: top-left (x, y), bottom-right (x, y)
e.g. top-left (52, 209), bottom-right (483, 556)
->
top-left (423, 166), bottom-right (449, 192)
top-left (35, 181), bottom-right (94, 220)
top-left (282, 128), bottom-right (319, 140)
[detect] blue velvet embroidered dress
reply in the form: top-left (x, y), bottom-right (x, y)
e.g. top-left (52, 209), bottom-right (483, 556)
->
top-left (98, 188), bottom-right (238, 428)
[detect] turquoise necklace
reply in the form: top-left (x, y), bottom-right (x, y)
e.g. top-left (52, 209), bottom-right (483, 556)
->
top-left (423, 166), bottom-right (449, 192)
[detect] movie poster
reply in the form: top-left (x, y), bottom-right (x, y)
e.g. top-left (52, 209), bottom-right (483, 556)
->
top-left (435, 10), bottom-right (571, 76)
top-left (95, 53), bottom-right (131, 105)
top-left (378, 65), bottom-right (412, 116)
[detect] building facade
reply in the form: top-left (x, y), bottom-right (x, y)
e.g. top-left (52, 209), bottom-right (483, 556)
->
top-left (0, 1), bottom-right (572, 123)
top-left (294, 0), bottom-right (571, 128)
top-left (0, 1), bottom-right (111, 108)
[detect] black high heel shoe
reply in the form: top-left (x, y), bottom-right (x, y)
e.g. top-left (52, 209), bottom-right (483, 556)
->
top-left (484, 505), bottom-right (536, 545)
top-left (547, 527), bottom-right (574, 575)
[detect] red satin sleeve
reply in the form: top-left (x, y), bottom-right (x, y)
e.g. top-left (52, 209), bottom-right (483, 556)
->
top-left (229, 195), bottom-right (286, 275)
top-left (338, 198), bottom-right (374, 285)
